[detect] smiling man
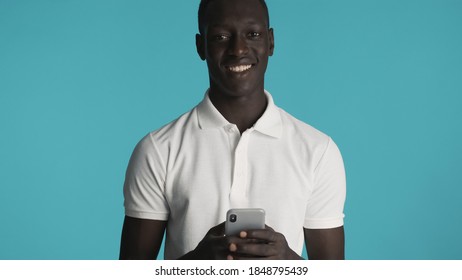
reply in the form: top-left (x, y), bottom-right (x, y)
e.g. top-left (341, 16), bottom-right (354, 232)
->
top-left (120, 0), bottom-right (346, 260)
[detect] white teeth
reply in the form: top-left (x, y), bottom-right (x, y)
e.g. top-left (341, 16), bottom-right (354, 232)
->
top-left (228, 65), bottom-right (252, 72)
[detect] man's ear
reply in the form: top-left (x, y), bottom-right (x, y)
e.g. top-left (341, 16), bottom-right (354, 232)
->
top-left (268, 28), bottom-right (275, 56)
top-left (196, 33), bottom-right (206, 61)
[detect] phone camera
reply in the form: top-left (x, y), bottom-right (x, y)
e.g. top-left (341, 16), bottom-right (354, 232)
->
top-left (230, 214), bottom-right (237, 223)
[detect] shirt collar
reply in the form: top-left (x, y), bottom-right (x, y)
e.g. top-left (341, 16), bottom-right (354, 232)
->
top-left (197, 89), bottom-right (282, 138)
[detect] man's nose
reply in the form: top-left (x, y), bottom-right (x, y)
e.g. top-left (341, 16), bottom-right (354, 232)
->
top-left (228, 35), bottom-right (249, 56)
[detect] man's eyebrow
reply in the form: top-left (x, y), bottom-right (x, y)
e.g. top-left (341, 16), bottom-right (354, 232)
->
top-left (245, 20), bottom-right (265, 26)
top-left (246, 22), bottom-right (266, 29)
top-left (208, 23), bottom-right (229, 29)
top-left (208, 21), bottom-right (266, 29)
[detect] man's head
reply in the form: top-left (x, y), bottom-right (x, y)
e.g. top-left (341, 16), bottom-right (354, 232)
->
top-left (196, 0), bottom-right (274, 98)
top-left (198, 0), bottom-right (270, 35)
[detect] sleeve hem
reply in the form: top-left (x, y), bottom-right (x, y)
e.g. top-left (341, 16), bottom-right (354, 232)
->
top-left (304, 216), bottom-right (344, 229)
top-left (125, 210), bottom-right (169, 221)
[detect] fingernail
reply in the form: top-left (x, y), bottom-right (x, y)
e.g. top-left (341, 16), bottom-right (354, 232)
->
top-left (229, 243), bottom-right (237, 252)
top-left (240, 231), bottom-right (247, 238)
top-left (227, 255), bottom-right (233, 260)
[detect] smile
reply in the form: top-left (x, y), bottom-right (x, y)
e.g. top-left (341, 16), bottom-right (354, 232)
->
top-left (227, 64), bottom-right (253, 73)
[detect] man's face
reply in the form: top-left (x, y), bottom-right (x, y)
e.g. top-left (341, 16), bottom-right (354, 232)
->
top-left (197, 0), bottom-right (274, 98)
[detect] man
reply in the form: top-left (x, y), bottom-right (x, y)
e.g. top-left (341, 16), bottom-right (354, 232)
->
top-left (120, 0), bottom-right (346, 260)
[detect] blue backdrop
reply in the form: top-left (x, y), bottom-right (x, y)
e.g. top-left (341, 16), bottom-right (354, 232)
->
top-left (1, 0), bottom-right (461, 259)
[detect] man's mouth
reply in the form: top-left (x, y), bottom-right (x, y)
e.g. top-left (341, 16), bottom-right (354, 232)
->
top-left (227, 64), bottom-right (253, 73)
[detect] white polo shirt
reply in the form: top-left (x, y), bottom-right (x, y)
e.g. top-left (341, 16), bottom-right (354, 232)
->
top-left (123, 90), bottom-right (346, 259)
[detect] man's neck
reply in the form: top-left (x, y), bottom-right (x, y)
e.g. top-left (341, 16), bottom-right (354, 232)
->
top-left (209, 89), bottom-right (267, 134)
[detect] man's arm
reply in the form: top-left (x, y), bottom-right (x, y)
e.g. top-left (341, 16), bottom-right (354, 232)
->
top-left (304, 226), bottom-right (345, 260)
top-left (119, 216), bottom-right (167, 260)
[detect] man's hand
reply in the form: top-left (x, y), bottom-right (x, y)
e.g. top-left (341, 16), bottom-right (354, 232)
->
top-left (227, 226), bottom-right (302, 260)
top-left (179, 222), bottom-right (229, 260)
top-left (180, 224), bottom-right (303, 260)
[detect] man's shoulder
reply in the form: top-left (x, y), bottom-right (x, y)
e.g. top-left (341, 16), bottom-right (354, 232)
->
top-left (278, 107), bottom-right (331, 145)
top-left (136, 106), bottom-right (199, 149)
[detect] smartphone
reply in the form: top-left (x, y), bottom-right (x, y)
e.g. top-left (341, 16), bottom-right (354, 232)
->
top-left (225, 208), bottom-right (265, 236)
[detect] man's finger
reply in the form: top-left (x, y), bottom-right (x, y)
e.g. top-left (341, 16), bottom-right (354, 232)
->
top-left (244, 229), bottom-right (279, 242)
top-left (231, 255), bottom-right (275, 260)
top-left (232, 242), bottom-right (278, 257)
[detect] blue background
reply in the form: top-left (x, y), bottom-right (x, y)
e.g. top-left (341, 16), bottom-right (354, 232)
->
top-left (1, 0), bottom-right (461, 259)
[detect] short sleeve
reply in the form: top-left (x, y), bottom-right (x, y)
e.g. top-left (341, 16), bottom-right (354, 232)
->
top-left (123, 133), bottom-right (169, 220)
top-left (304, 137), bottom-right (346, 229)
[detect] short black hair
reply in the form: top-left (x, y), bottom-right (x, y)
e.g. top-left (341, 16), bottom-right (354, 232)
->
top-left (198, 0), bottom-right (270, 34)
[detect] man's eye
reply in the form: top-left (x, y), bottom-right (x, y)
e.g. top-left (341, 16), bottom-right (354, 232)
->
top-left (214, 34), bottom-right (229, 41)
top-left (248, 32), bottom-right (261, 38)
